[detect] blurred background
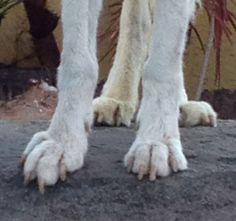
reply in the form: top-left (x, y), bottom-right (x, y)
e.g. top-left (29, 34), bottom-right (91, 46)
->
top-left (0, 0), bottom-right (235, 120)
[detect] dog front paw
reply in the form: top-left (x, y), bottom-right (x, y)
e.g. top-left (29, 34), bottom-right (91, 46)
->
top-left (21, 128), bottom-right (87, 193)
top-left (93, 97), bottom-right (136, 126)
top-left (179, 101), bottom-right (217, 127)
top-left (124, 138), bottom-right (187, 181)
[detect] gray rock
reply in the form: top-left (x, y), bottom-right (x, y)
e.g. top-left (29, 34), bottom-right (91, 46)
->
top-left (0, 120), bottom-right (235, 221)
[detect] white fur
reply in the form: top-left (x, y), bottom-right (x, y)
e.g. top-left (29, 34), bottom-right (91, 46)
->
top-left (179, 101), bottom-right (217, 127)
top-left (93, 0), bottom-right (217, 128)
top-left (124, 0), bottom-right (196, 179)
top-left (22, 0), bottom-right (103, 192)
top-left (22, 0), bottom-right (216, 190)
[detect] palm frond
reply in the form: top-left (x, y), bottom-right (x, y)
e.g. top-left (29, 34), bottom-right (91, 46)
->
top-left (204, 0), bottom-right (236, 86)
top-left (100, 0), bottom-right (236, 86)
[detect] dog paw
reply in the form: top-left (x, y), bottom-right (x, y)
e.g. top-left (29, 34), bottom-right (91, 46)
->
top-left (21, 129), bottom-right (87, 193)
top-left (124, 138), bottom-right (187, 181)
top-left (179, 101), bottom-right (217, 127)
top-left (93, 97), bottom-right (136, 126)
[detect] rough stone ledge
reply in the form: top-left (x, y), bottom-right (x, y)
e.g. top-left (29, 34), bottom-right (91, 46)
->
top-left (0, 120), bottom-right (235, 221)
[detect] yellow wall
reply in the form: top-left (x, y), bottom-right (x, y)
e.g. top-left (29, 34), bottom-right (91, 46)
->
top-left (0, 3), bottom-right (40, 67)
top-left (0, 1), bottom-right (235, 98)
top-left (185, 2), bottom-right (236, 98)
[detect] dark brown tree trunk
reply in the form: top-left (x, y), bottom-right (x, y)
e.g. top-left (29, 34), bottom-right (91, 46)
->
top-left (23, 0), bottom-right (60, 69)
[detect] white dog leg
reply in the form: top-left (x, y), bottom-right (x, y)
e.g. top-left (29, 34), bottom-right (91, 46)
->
top-left (22, 0), bottom-right (102, 192)
top-left (124, 0), bottom-right (197, 180)
top-left (93, 0), bottom-right (152, 126)
top-left (176, 0), bottom-right (217, 128)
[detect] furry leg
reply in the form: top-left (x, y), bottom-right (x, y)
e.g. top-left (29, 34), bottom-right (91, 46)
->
top-left (93, 0), bottom-right (152, 126)
top-left (22, 0), bottom-right (102, 192)
top-left (124, 0), bottom-right (196, 180)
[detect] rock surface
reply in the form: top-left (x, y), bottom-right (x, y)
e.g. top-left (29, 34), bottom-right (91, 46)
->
top-left (0, 120), bottom-right (235, 221)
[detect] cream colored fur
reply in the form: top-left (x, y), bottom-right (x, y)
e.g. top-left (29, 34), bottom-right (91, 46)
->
top-left (93, 0), bottom-right (217, 127)
top-left (93, 0), bottom-right (153, 126)
top-left (179, 101), bottom-right (217, 127)
top-left (22, 0), bottom-right (217, 192)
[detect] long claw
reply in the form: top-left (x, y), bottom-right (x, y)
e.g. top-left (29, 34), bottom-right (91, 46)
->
top-left (149, 164), bottom-right (157, 181)
top-left (24, 173), bottom-right (31, 186)
top-left (24, 172), bottom-right (36, 185)
top-left (38, 179), bottom-right (45, 194)
top-left (20, 155), bottom-right (26, 166)
top-left (126, 157), bottom-right (134, 173)
top-left (59, 158), bottom-right (67, 182)
top-left (138, 165), bottom-right (146, 180)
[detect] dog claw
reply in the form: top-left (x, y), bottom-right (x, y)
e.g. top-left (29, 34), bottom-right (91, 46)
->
top-left (24, 173), bottom-right (34, 186)
top-left (138, 165), bottom-right (146, 180)
top-left (59, 157), bottom-right (67, 181)
top-left (38, 180), bottom-right (45, 194)
top-left (20, 155), bottom-right (26, 165)
top-left (149, 164), bottom-right (157, 181)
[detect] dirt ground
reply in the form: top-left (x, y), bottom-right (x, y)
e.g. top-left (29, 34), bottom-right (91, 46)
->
top-left (0, 120), bottom-right (235, 221)
top-left (0, 85), bottom-right (57, 121)
top-left (0, 82), bottom-right (235, 121)
top-left (0, 80), bottom-right (106, 121)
